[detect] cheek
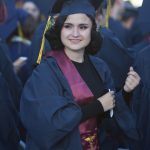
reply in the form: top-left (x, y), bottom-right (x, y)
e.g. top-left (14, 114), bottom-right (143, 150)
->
top-left (61, 28), bottom-right (68, 39)
top-left (60, 29), bottom-right (64, 44)
top-left (84, 30), bottom-right (91, 44)
top-left (60, 29), bottom-right (69, 45)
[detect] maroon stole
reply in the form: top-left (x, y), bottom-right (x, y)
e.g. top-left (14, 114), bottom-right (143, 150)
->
top-left (47, 50), bottom-right (100, 150)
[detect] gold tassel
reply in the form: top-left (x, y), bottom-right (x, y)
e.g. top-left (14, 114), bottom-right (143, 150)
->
top-left (18, 22), bottom-right (24, 38)
top-left (105, 0), bottom-right (111, 28)
top-left (36, 16), bottom-right (54, 64)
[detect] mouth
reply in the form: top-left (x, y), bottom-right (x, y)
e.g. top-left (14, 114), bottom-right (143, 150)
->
top-left (69, 39), bottom-right (81, 44)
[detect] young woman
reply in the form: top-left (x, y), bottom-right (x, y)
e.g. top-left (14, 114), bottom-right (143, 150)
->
top-left (20, 0), bottom-right (140, 149)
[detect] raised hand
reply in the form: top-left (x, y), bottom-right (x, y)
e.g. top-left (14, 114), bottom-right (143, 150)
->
top-left (124, 66), bottom-right (141, 93)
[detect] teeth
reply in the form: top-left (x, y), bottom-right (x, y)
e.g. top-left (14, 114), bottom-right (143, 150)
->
top-left (70, 39), bottom-right (80, 42)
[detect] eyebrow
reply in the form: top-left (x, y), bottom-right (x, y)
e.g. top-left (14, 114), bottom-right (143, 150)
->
top-left (64, 23), bottom-right (89, 26)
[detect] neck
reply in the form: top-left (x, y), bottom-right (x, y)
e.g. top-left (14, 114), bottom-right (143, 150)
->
top-left (64, 48), bottom-right (85, 63)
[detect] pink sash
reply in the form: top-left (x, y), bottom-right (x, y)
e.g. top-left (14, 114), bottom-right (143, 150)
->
top-left (47, 50), bottom-right (100, 150)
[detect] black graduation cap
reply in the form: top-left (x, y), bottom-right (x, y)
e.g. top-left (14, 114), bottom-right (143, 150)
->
top-left (138, 0), bottom-right (150, 35)
top-left (51, 0), bottom-right (103, 17)
top-left (122, 1), bottom-right (138, 20)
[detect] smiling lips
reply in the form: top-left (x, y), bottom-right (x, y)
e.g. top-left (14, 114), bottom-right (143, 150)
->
top-left (69, 39), bottom-right (81, 44)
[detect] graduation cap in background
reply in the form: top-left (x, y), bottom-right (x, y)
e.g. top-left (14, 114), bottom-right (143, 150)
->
top-left (122, 1), bottom-right (139, 20)
top-left (36, 0), bottom-right (103, 64)
top-left (0, 0), bottom-right (29, 39)
top-left (138, 0), bottom-right (150, 35)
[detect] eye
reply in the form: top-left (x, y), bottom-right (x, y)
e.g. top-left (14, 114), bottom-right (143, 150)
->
top-left (63, 24), bottom-right (72, 29)
top-left (79, 25), bottom-right (88, 30)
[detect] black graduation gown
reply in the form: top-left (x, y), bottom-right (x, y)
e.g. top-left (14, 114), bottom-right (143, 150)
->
top-left (96, 28), bottom-right (133, 91)
top-left (20, 55), bottom-right (139, 150)
top-left (0, 39), bottom-right (22, 110)
top-left (131, 46), bottom-right (150, 150)
top-left (0, 74), bottom-right (20, 150)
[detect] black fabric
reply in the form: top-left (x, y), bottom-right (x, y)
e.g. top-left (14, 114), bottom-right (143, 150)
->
top-left (122, 89), bottom-right (133, 106)
top-left (96, 28), bottom-right (133, 91)
top-left (81, 100), bottom-right (104, 122)
top-left (0, 39), bottom-right (22, 110)
top-left (0, 74), bottom-right (20, 150)
top-left (72, 55), bottom-right (106, 121)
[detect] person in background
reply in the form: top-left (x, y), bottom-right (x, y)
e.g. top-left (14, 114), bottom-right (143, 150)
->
top-left (23, 1), bottom-right (42, 26)
top-left (0, 74), bottom-right (20, 150)
top-left (0, 0), bottom-right (37, 85)
top-left (0, 0), bottom-right (20, 149)
top-left (120, 1), bottom-right (142, 47)
top-left (109, 0), bottom-right (132, 47)
top-left (131, 0), bottom-right (150, 149)
top-left (120, 1), bottom-right (138, 30)
top-left (0, 0), bottom-right (22, 110)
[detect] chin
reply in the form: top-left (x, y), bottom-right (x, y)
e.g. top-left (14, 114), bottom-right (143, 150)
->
top-left (69, 46), bottom-right (85, 51)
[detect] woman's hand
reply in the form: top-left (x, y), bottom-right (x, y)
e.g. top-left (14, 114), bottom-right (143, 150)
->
top-left (97, 91), bottom-right (115, 112)
top-left (124, 66), bottom-right (141, 93)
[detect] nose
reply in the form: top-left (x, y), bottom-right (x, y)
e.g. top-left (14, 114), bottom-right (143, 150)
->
top-left (72, 27), bottom-right (80, 37)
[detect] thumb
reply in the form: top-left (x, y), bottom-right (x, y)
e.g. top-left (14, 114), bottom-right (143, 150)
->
top-left (130, 66), bottom-right (134, 71)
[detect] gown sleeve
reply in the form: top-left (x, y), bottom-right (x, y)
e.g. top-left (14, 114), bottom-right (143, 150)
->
top-left (20, 61), bottom-right (82, 149)
top-left (96, 58), bottom-right (139, 141)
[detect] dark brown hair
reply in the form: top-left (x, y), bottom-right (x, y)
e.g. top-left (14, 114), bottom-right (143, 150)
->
top-left (45, 14), bottom-right (103, 55)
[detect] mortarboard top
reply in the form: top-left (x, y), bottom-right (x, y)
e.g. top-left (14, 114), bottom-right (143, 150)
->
top-left (50, 0), bottom-right (103, 18)
top-left (138, 0), bottom-right (150, 35)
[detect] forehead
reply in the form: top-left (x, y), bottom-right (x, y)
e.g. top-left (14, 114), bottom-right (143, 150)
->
top-left (64, 13), bottom-right (92, 24)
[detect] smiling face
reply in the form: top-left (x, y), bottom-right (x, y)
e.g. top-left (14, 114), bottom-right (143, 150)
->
top-left (61, 13), bottom-right (92, 54)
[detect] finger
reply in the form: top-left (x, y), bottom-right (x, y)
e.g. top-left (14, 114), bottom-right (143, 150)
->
top-left (125, 80), bottom-right (133, 89)
top-left (128, 71), bottom-right (140, 79)
top-left (109, 91), bottom-right (115, 94)
top-left (126, 77), bottom-right (134, 83)
top-left (128, 71), bottom-right (137, 76)
top-left (130, 66), bottom-right (134, 71)
top-left (110, 94), bottom-right (115, 100)
top-left (125, 80), bottom-right (132, 88)
top-left (110, 91), bottom-right (115, 98)
top-left (127, 75), bottom-right (140, 85)
top-left (126, 75), bottom-right (137, 83)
